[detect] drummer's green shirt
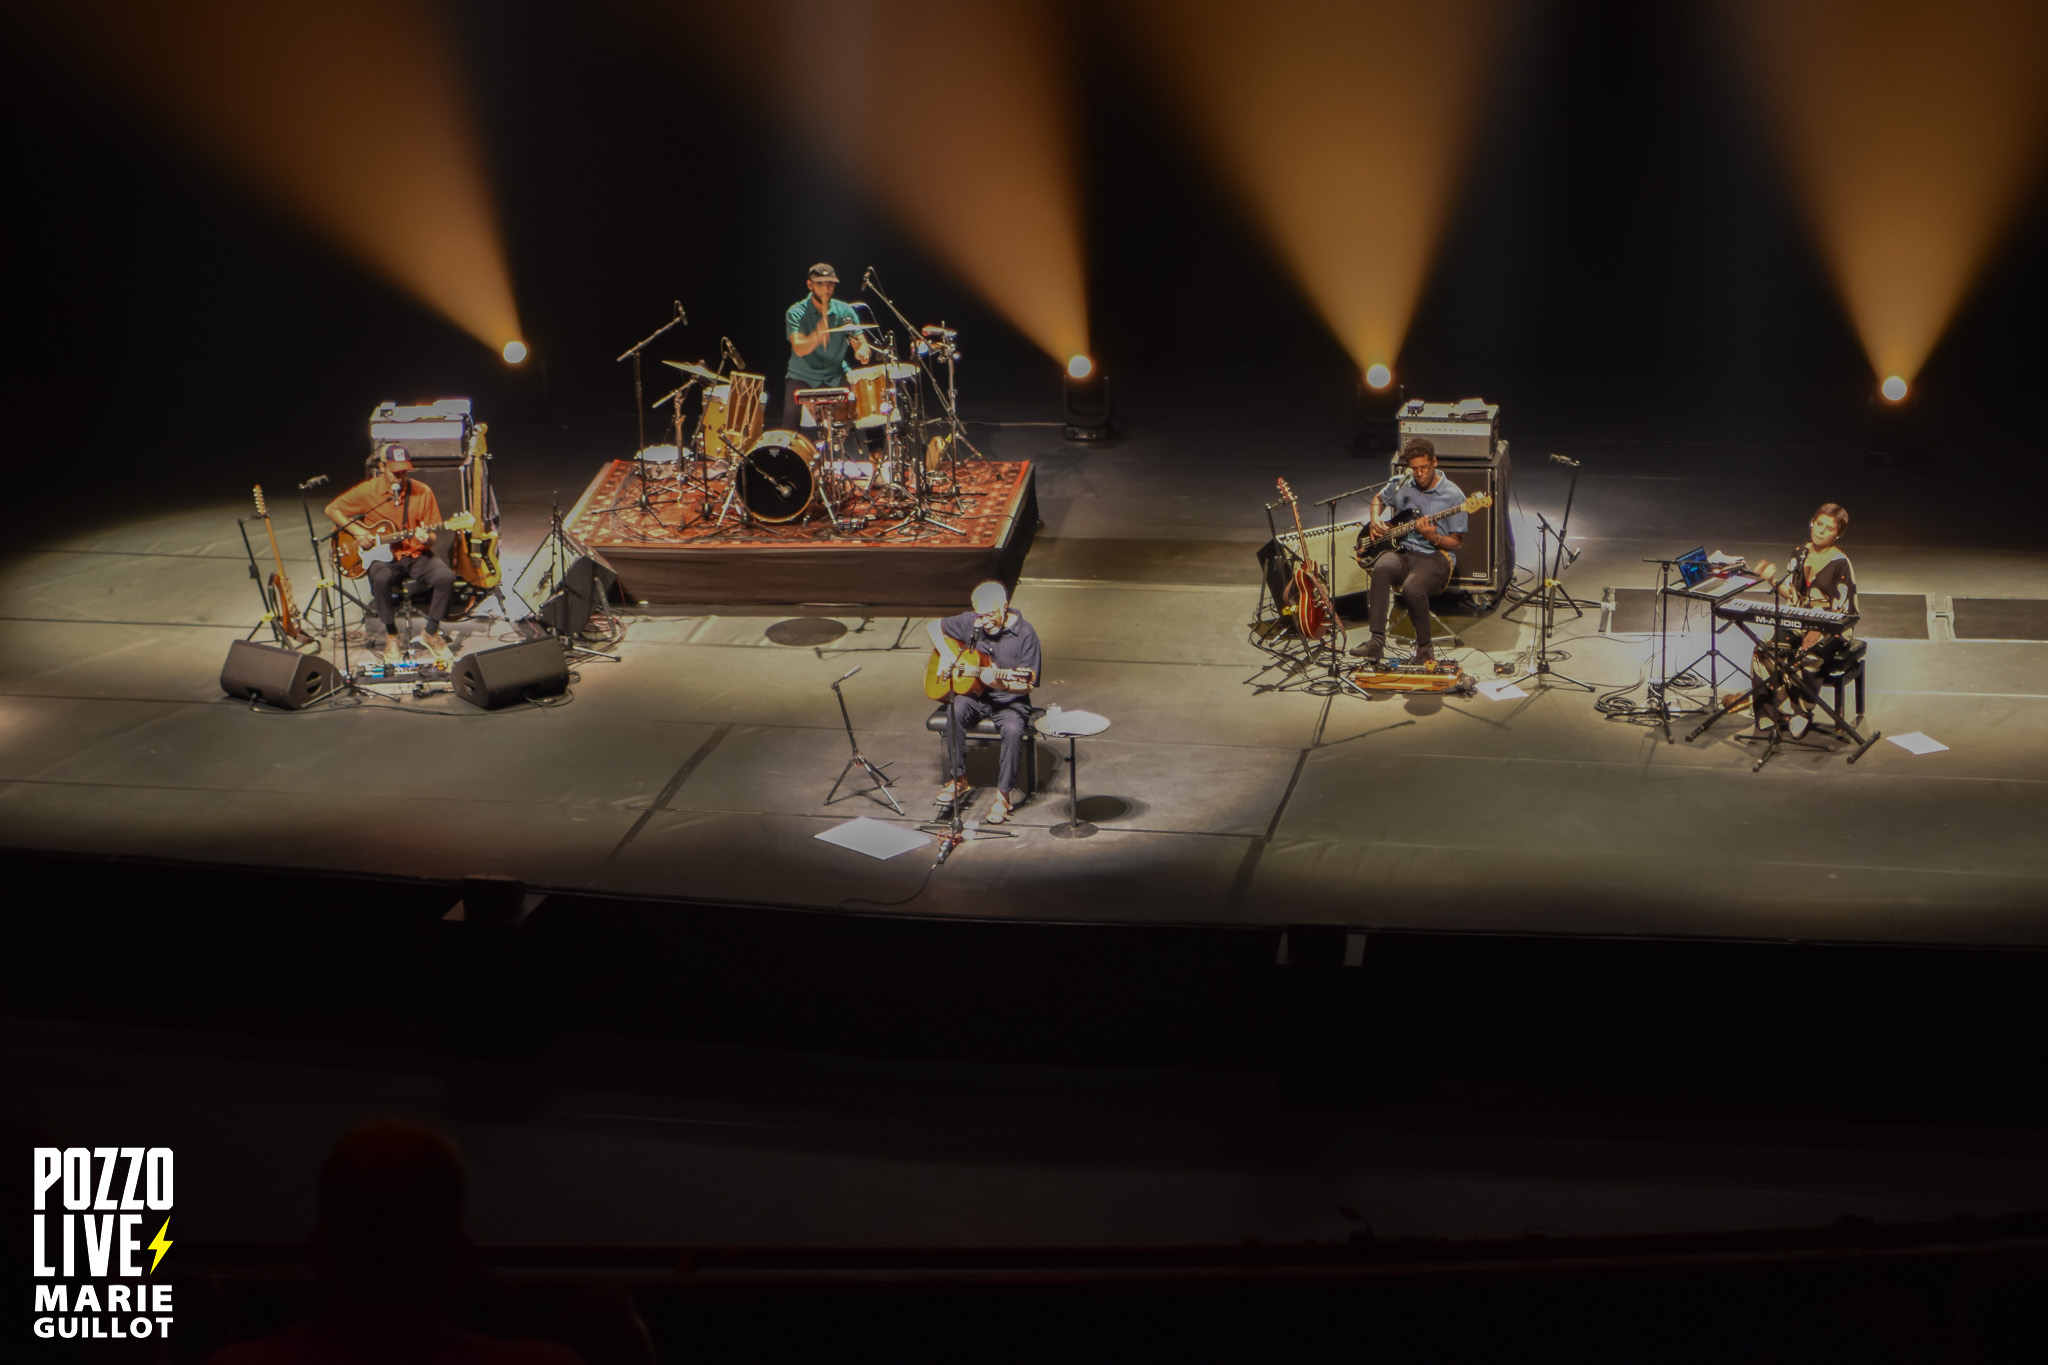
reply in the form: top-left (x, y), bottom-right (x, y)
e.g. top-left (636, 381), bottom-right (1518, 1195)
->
top-left (784, 295), bottom-right (860, 385)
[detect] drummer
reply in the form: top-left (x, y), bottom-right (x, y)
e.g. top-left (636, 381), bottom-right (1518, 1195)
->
top-left (783, 261), bottom-right (871, 433)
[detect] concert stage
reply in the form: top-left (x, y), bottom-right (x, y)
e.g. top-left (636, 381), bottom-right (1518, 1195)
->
top-left (565, 456), bottom-right (1037, 608)
top-left (3, 379), bottom-right (2046, 955)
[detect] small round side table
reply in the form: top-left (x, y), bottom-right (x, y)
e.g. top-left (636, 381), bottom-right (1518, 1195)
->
top-left (1038, 708), bottom-right (1110, 839)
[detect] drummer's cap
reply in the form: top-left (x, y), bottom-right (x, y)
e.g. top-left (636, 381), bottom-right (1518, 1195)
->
top-left (807, 262), bottom-right (839, 283)
top-left (380, 443), bottom-right (414, 468)
top-left (971, 581), bottom-right (1008, 614)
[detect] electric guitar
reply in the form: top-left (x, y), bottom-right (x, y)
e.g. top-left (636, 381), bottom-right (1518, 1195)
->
top-left (449, 422), bottom-right (503, 590)
top-left (924, 633), bottom-right (1033, 700)
top-left (334, 512), bottom-right (477, 578)
top-left (251, 485), bottom-right (308, 643)
top-left (1275, 477), bottom-right (1335, 640)
top-left (1353, 491), bottom-right (1495, 568)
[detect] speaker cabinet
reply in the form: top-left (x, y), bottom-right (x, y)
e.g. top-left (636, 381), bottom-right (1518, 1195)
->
top-left (453, 639), bottom-right (569, 709)
top-left (538, 554), bottom-right (618, 636)
top-left (220, 640), bottom-right (341, 709)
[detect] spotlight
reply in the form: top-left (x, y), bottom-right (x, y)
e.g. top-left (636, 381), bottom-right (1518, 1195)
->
top-left (1880, 374), bottom-right (1907, 402)
top-left (1352, 369), bottom-right (1404, 452)
top-left (1062, 355), bottom-right (1113, 442)
top-left (503, 340), bottom-right (529, 365)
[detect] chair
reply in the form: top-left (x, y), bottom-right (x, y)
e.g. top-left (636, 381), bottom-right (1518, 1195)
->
top-left (926, 702), bottom-right (1045, 798)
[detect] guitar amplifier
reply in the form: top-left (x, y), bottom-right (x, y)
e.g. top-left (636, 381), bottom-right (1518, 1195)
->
top-left (1389, 397), bottom-right (1514, 606)
top-left (1397, 397), bottom-right (1499, 460)
top-left (369, 397), bottom-right (472, 467)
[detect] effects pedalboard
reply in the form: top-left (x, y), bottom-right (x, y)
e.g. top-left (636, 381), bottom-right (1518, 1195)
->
top-left (1349, 662), bottom-right (1476, 695)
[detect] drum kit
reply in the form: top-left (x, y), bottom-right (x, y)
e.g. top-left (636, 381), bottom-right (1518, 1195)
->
top-left (618, 273), bottom-right (980, 540)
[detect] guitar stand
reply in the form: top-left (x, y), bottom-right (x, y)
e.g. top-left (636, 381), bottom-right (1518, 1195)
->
top-left (823, 673), bottom-right (903, 814)
top-left (1684, 624), bottom-right (1881, 770)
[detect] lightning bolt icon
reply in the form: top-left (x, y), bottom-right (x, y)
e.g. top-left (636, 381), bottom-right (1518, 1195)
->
top-left (147, 1218), bottom-right (172, 1274)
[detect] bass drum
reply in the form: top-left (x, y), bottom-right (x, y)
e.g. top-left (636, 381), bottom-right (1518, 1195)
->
top-left (738, 430), bottom-right (819, 523)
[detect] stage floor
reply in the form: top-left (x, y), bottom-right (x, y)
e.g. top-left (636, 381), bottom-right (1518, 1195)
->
top-left (3, 380), bottom-right (2045, 947)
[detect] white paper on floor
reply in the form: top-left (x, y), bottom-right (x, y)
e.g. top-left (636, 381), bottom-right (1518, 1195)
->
top-left (1886, 731), bottom-right (1949, 755)
top-left (1475, 679), bottom-right (1528, 700)
top-left (817, 817), bottom-right (931, 860)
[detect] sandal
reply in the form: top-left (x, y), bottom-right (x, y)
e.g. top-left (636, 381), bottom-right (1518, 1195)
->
top-left (986, 790), bottom-right (1016, 825)
top-left (934, 778), bottom-right (969, 808)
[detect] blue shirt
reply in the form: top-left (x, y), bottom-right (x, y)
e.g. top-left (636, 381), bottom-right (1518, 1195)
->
top-left (1385, 472), bottom-right (1468, 563)
top-left (785, 295), bottom-right (861, 385)
top-left (941, 610), bottom-right (1041, 703)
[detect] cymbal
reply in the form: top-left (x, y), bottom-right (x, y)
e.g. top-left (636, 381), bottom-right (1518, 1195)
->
top-left (827, 322), bottom-right (879, 333)
top-left (884, 362), bottom-right (919, 380)
top-left (663, 359), bottom-right (722, 382)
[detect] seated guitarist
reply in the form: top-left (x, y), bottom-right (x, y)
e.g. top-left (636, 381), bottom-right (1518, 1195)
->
top-left (1352, 439), bottom-right (1467, 666)
top-left (325, 444), bottom-right (459, 669)
top-left (928, 581), bottom-right (1040, 825)
top-left (1749, 502), bottom-right (1858, 738)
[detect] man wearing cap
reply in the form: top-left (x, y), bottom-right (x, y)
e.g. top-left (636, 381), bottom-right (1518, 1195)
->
top-left (928, 581), bottom-right (1040, 825)
top-left (783, 262), bottom-right (871, 432)
top-left (325, 445), bottom-right (459, 670)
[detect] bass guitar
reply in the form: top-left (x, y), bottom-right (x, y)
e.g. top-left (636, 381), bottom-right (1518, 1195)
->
top-left (1275, 477), bottom-right (1335, 640)
top-left (924, 633), bottom-right (1033, 700)
top-left (1353, 491), bottom-right (1495, 569)
top-left (334, 512), bottom-right (477, 578)
top-left (251, 485), bottom-right (309, 644)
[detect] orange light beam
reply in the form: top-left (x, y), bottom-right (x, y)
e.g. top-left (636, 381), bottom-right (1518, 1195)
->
top-left (1728, 0), bottom-right (2048, 383)
top-left (1129, 0), bottom-right (1503, 377)
top-left (22, 0), bottom-right (521, 354)
top-left (693, 0), bottom-right (1088, 366)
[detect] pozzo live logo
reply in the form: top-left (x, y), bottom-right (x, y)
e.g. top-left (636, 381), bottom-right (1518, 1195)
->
top-left (30, 1148), bottom-right (175, 1344)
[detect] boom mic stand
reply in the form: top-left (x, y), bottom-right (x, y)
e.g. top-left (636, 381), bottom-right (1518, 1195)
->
top-left (822, 665), bottom-right (902, 813)
top-left (616, 300), bottom-right (688, 461)
top-left (862, 268), bottom-right (987, 482)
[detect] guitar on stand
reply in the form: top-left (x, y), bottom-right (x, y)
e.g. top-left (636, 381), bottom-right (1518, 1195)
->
top-left (1274, 478), bottom-right (1338, 645)
top-left (249, 486), bottom-right (312, 647)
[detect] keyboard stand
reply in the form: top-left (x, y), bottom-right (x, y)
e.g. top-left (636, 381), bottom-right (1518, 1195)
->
top-left (1684, 617), bottom-right (1881, 771)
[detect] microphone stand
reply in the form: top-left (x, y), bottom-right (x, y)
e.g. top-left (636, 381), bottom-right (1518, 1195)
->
top-left (1312, 481), bottom-right (1396, 688)
top-left (863, 269), bottom-right (986, 481)
top-left (822, 666), bottom-right (902, 813)
top-left (616, 301), bottom-right (688, 460)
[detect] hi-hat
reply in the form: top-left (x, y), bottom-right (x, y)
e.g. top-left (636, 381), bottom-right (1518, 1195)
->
top-left (663, 359), bottom-right (722, 382)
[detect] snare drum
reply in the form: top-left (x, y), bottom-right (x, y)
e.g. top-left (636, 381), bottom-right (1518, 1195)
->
top-left (845, 364), bottom-right (902, 429)
top-left (738, 430), bottom-right (819, 523)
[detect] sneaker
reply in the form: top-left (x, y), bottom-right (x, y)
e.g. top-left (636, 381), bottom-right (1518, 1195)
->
top-left (1414, 648), bottom-right (1437, 669)
top-left (382, 635), bottom-right (402, 668)
top-left (986, 790), bottom-right (1016, 825)
top-left (934, 778), bottom-right (969, 808)
top-left (422, 631), bottom-right (456, 670)
top-left (1349, 636), bottom-right (1385, 663)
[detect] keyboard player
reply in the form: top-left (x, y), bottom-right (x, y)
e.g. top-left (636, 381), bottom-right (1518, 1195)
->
top-left (1746, 503), bottom-right (1858, 737)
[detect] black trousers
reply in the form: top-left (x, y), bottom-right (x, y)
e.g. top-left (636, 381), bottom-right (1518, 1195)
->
top-left (367, 554), bottom-right (456, 635)
top-left (943, 693), bottom-right (1031, 795)
top-left (1368, 549), bottom-right (1453, 653)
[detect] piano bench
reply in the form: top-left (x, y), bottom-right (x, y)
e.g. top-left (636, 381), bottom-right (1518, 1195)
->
top-left (1817, 639), bottom-right (1868, 725)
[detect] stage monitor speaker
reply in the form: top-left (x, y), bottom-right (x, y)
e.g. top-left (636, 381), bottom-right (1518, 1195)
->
top-left (538, 554), bottom-right (618, 636)
top-left (220, 640), bottom-right (341, 710)
top-left (453, 638), bottom-right (569, 709)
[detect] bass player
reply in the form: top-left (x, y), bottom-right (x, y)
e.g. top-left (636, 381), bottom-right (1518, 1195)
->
top-left (928, 580), bottom-right (1040, 825)
top-left (325, 444), bottom-right (459, 669)
top-left (1351, 438), bottom-right (1468, 666)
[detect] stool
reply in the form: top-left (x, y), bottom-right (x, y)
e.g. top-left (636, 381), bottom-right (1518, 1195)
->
top-left (926, 702), bottom-right (1043, 798)
top-left (1817, 638), bottom-right (1868, 725)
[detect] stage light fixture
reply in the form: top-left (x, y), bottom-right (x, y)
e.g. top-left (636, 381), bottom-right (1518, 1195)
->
top-left (1880, 375), bottom-right (1907, 402)
top-left (1365, 364), bottom-right (1393, 390)
top-left (1062, 358), bottom-right (1113, 442)
top-left (503, 341), bottom-right (528, 365)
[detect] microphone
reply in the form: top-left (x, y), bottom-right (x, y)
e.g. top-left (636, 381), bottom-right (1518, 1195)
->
top-left (1549, 452), bottom-right (1580, 467)
top-left (861, 267), bottom-right (874, 296)
top-left (675, 300), bottom-right (688, 322)
top-left (722, 337), bottom-right (745, 368)
top-left (835, 664), bottom-right (862, 684)
top-left (299, 474), bottom-right (329, 489)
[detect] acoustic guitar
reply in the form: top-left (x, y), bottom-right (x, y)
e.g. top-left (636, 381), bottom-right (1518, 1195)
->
top-left (334, 512), bottom-right (477, 578)
top-left (1275, 477), bottom-right (1335, 640)
top-left (1353, 491), bottom-right (1495, 569)
top-left (924, 633), bottom-right (1032, 701)
top-left (251, 485), bottom-right (308, 644)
